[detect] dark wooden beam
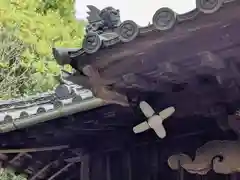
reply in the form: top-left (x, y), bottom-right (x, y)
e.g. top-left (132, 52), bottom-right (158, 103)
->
top-left (47, 163), bottom-right (74, 180)
top-left (29, 161), bottom-right (56, 180)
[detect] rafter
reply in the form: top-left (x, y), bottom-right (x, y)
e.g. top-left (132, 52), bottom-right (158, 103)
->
top-left (8, 153), bottom-right (25, 164)
top-left (29, 161), bottom-right (57, 180)
top-left (47, 163), bottom-right (74, 180)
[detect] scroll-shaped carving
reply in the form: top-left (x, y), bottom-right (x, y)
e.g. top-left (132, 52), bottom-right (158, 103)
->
top-left (168, 140), bottom-right (240, 174)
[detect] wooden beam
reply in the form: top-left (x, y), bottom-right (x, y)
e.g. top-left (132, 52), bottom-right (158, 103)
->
top-left (9, 153), bottom-right (25, 164)
top-left (0, 145), bottom-right (68, 154)
top-left (82, 65), bottom-right (129, 106)
top-left (65, 156), bottom-right (82, 163)
top-left (29, 161), bottom-right (56, 180)
top-left (47, 163), bottom-right (74, 180)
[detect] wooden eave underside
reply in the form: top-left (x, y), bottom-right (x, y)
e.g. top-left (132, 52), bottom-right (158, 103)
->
top-left (1, 1), bottom-right (240, 179)
top-left (0, 103), bottom-right (237, 179)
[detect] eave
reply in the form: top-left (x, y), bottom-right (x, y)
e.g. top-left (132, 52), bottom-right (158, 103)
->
top-left (1, 1), bottom-right (240, 179)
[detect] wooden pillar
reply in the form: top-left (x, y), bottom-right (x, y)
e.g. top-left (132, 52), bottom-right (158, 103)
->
top-left (89, 154), bottom-right (106, 180)
top-left (231, 173), bottom-right (240, 180)
top-left (122, 151), bottom-right (132, 180)
top-left (106, 154), bottom-right (111, 180)
top-left (151, 146), bottom-right (159, 180)
top-left (80, 154), bottom-right (90, 180)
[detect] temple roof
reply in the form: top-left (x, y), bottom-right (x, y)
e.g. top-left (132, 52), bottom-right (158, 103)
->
top-left (1, 1), bottom-right (240, 179)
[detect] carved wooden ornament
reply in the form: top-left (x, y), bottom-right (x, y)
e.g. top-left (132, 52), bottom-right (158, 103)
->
top-left (168, 140), bottom-right (240, 174)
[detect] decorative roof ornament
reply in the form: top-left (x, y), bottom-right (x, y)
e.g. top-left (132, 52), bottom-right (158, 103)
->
top-left (196, 0), bottom-right (224, 14)
top-left (86, 5), bottom-right (102, 24)
top-left (79, 0), bottom-right (229, 55)
top-left (152, 7), bottom-right (177, 31)
top-left (133, 101), bottom-right (175, 139)
top-left (85, 5), bottom-right (121, 32)
top-left (82, 5), bottom-right (139, 54)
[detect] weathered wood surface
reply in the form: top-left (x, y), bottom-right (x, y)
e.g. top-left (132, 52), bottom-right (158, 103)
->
top-left (67, 1), bottom-right (240, 120)
top-left (1, 1), bottom-right (240, 179)
top-left (0, 102), bottom-right (237, 179)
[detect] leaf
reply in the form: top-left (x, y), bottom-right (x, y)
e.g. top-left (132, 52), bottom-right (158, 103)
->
top-left (0, 0), bottom-right (84, 99)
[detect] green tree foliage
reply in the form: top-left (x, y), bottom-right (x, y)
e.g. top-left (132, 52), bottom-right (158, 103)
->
top-left (0, 0), bottom-right (85, 99)
top-left (0, 27), bottom-right (31, 99)
top-left (0, 169), bottom-right (26, 180)
top-left (0, 0), bottom-right (85, 178)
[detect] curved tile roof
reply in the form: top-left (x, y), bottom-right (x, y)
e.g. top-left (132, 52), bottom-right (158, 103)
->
top-left (1, 1), bottom-right (240, 179)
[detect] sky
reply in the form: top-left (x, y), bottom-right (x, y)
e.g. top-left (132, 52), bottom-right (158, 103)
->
top-left (75, 0), bottom-right (196, 26)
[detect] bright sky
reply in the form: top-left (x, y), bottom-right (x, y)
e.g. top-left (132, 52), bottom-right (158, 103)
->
top-left (75, 0), bottom-right (196, 26)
